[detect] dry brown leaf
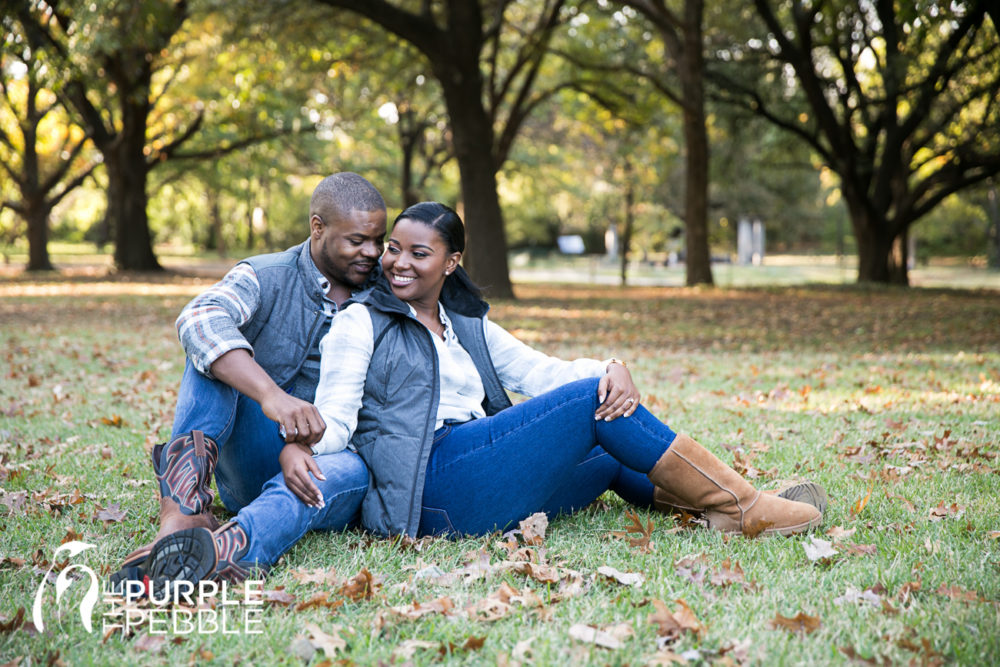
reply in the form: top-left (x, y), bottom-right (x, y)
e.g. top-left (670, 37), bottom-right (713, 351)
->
top-left (94, 503), bottom-right (126, 523)
top-left (303, 622), bottom-right (347, 657)
top-left (597, 565), bottom-right (645, 587)
top-left (508, 560), bottom-right (559, 584)
top-left (927, 501), bottom-right (965, 521)
top-left (934, 584), bottom-right (980, 602)
top-left (709, 559), bottom-right (749, 588)
top-left (803, 536), bottom-right (838, 562)
top-left (610, 509), bottom-right (655, 552)
top-left (133, 633), bottom-right (166, 654)
top-left (391, 639), bottom-right (438, 660)
top-left (390, 596), bottom-right (455, 620)
top-left (289, 567), bottom-right (341, 587)
top-left (741, 518), bottom-right (774, 538)
top-left (825, 526), bottom-right (856, 540)
top-left (884, 490), bottom-right (916, 513)
top-left (338, 568), bottom-right (380, 601)
top-left (293, 592), bottom-right (343, 613)
top-left (768, 612), bottom-right (821, 634)
top-left (648, 599), bottom-right (704, 643)
top-left (568, 622), bottom-right (633, 650)
top-left (262, 589), bottom-right (296, 606)
top-left (844, 543), bottom-right (877, 557)
top-left (519, 512), bottom-right (548, 545)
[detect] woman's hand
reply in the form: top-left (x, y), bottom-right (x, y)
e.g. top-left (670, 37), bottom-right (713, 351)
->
top-left (595, 361), bottom-right (640, 421)
top-left (279, 443), bottom-right (326, 508)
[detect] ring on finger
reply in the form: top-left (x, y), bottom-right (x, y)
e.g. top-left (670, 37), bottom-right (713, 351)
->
top-left (625, 397), bottom-right (635, 404)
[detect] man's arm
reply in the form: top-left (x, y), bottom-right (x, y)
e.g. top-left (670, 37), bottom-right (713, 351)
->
top-left (209, 349), bottom-right (326, 447)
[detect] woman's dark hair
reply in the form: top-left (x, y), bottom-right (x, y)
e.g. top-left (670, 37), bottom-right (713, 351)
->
top-left (393, 202), bottom-right (481, 300)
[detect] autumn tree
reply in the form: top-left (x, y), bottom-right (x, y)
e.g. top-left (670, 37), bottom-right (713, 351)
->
top-left (311, 0), bottom-right (583, 298)
top-left (716, 0), bottom-right (1000, 284)
top-left (617, 0), bottom-right (713, 285)
top-left (0, 14), bottom-right (98, 271)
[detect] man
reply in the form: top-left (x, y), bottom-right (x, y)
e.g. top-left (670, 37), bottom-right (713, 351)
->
top-left (113, 172), bottom-right (387, 587)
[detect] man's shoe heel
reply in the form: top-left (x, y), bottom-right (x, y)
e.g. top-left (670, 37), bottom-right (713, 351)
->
top-left (147, 527), bottom-right (217, 585)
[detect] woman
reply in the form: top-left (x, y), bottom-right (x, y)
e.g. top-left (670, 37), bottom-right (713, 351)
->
top-left (292, 202), bottom-right (825, 539)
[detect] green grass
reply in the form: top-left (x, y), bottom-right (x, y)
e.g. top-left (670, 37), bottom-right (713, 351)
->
top-left (1, 275), bottom-right (999, 665)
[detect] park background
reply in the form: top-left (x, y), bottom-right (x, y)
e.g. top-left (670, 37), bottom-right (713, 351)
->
top-left (2, 1), bottom-right (999, 665)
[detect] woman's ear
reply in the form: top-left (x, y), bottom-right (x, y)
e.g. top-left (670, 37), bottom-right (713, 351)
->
top-left (445, 252), bottom-right (462, 275)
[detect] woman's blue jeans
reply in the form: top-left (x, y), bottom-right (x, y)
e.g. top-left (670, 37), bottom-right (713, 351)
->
top-left (171, 361), bottom-right (368, 566)
top-left (418, 377), bottom-right (676, 537)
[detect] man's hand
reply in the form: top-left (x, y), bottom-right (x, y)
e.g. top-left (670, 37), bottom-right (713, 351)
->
top-left (595, 362), bottom-right (641, 422)
top-left (260, 388), bottom-right (327, 447)
top-left (210, 349), bottom-right (326, 446)
top-left (279, 443), bottom-right (326, 508)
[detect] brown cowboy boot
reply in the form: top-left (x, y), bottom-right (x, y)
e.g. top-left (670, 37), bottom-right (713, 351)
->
top-left (146, 522), bottom-right (266, 594)
top-left (110, 431), bottom-right (220, 588)
top-left (647, 434), bottom-right (822, 536)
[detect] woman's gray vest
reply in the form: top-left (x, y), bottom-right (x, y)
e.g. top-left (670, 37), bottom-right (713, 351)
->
top-left (352, 279), bottom-right (512, 536)
top-left (239, 240), bottom-right (371, 403)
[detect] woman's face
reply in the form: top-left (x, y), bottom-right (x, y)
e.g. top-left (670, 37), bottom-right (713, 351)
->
top-left (382, 218), bottom-right (461, 305)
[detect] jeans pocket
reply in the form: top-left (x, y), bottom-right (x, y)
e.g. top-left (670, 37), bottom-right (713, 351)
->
top-left (418, 506), bottom-right (456, 537)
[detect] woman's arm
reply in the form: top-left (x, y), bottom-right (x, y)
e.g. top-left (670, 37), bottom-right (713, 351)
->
top-left (485, 317), bottom-right (640, 420)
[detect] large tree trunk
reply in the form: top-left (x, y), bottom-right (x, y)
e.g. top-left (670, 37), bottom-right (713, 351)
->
top-left (679, 0), bottom-right (713, 286)
top-left (438, 77), bottom-right (514, 298)
top-left (25, 202), bottom-right (54, 271)
top-left (107, 67), bottom-right (161, 272)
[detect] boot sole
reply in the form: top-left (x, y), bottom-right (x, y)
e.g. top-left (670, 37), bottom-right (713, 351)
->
top-left (146, 527), bottom-right (218, 594)
top-left (776, 481), bottom-right (828, 515)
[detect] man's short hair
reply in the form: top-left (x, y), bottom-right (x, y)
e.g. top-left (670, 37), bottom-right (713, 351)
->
top-left (310, 172), bottom-right (386, 223)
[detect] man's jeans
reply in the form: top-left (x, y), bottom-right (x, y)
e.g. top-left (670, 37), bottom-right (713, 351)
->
top-left (171, 361), bottom-right (367, 566)
top-left (418, 377), bottom-right (675, 536)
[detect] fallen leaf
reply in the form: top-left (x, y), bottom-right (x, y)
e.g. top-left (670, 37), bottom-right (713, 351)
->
top-left (648, 599), bottom-right (704, 643)
top-left (519, 512), bottom-right (548, 545)
top-left (610, 509), bottom-right (655, 552)
top-left (709, 559), bottom-right (750, 589)
top-left (133, 633), bottom-right (165, 653)
top-left (768, 612), bottom-right (821, 634)
top-left (844, 543), bottom-right (877, 557)
top-left (927, 501), bottom-right (965, 521)
top-left (833, 586), bottom-right (881, 607)
top-left (262, 589), bottom-right (296, 606)
top-left (338, 568), bottom-right (380, 601)
top-left (390, 596), bottom-right (455, 620)
top-left (94, 503), bottom-right (126, 523)
top-left (825, 526), bottom-right (856, 541)
top-left (741, 518), bottom-right (774, 538)
top-left (392, 639), bottom-right (439, 660)
top-left (597, 565), bottom-right (645, 587)
top-left (934, 584), bottom-right (980, 602)
top-left (803, 536), bottom-right (838, 562)
top-left (568, 622), bottom-right (632, 650)
top-left (289, 567), bottom-right (341, 586)
top-left (303, 623), bottom-right (346, 657)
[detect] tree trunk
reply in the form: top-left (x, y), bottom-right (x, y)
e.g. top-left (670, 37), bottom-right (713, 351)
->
top-left (987, 180), bottom-right (999, 269)
top-left (679, 0), bottom-right (713, 286)
top-left (620, 157), bottom-right (634, 287)
top-left (25, 202), bottom-right (54, 271)
top-left (438, 76), bottom-right (514, 298)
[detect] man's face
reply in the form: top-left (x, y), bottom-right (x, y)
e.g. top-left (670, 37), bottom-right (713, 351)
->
top-left (310, 208), bottom-right (387, 289)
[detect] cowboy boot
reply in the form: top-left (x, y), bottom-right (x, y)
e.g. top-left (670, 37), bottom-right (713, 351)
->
top-left (647, 434), bottom-right (822, 536)
top-left (110, 431), bottom-right (220, 587)
top-left (147, 522), bottom-right (266, 593)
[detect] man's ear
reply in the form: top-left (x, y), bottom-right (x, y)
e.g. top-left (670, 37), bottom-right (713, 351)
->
top-left (310, 214), bottom-right (324, 238)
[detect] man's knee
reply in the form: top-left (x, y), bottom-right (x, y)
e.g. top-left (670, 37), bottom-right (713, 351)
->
top-left (314, 451), bottom-right (369, 492)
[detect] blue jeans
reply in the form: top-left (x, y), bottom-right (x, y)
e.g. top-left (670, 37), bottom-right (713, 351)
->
top-left (418, 377), bottom-right (675, 536)
top-left (171, 361), bottom-right (368, 566)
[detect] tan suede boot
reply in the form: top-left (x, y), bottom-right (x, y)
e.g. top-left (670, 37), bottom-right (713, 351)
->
top-left (647, 434), bottom-right (822, 536)
top-left (112, 431), bottom-right (220, 580)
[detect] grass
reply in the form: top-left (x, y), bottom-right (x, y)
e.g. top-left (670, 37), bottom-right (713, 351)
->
top-left (1, 268), bottom-right (999, 666)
